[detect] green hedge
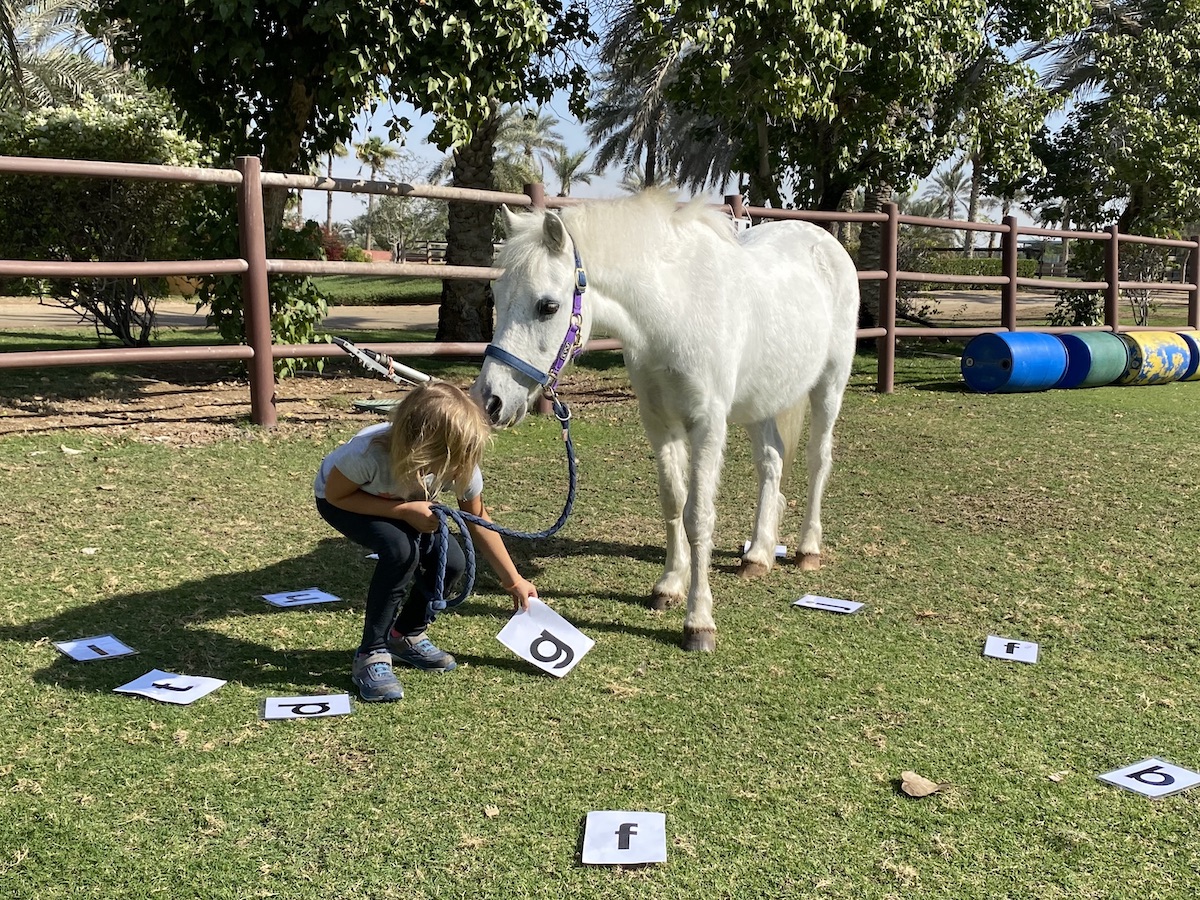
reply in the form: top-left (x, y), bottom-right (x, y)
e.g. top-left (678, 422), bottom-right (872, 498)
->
top-left (913, 255), bottom-right (1038, 289)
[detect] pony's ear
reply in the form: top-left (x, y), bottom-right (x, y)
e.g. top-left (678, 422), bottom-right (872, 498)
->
top-left (542, 212), bottom-right (569, 254)
top-left (542, 211), bottom-right (568, 254)
top-left (499, 204), bottom-right (521, 236)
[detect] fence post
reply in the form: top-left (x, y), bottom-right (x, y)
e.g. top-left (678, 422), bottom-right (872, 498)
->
top-left (1000, 215), bottom-right (1018, 331)
top-left (1104, 224), bottom-right (1121, 331)
top-left (235, 156), bottom-right (276, 427)
top-left (1188, 237), bottom-right (1200, 330)
top-left (877, 202), bottom-right (899, 394)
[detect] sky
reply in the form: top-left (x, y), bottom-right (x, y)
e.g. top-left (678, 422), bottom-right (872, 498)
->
top-left (307, 90), bottom-right (739, 228)
top-left (308, 94), bottom-right (641, 227)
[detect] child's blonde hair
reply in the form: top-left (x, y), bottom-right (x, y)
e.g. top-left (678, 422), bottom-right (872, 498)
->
top-left (385, 382), bottom-right (492, 499)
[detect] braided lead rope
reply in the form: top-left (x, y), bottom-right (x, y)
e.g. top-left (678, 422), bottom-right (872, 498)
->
top-left (424, 395), bottom-right (577, 615)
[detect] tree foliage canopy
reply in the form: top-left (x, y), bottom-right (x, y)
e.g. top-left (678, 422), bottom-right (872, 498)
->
top-left (633, 0), bottom-right (1088, 208)
top-left (85, 1), bottom-right (591, 173)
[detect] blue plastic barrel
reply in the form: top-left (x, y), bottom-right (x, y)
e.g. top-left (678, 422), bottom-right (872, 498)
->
top-left (1117, 332), bottom-right (1191, 385)
top-left (961, 332), bottom-right (1069, 393)
top-left (1055, 332), bottom-right (1128, 388)
top-left (1179, 331), bottom-right (1200, 381)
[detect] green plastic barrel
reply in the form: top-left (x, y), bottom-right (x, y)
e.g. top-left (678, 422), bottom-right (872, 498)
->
top-left (1055, 332), bottom-right (1127, 388)
top-left (1117, 332), bottom-right (1192, 385)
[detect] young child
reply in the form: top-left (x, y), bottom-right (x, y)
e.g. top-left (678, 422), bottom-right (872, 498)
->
top-left (314, 381), bottom-right (537, 702)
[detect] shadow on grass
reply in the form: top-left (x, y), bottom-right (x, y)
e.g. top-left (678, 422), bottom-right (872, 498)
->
top-left (3, 532), bottom-right (689, 694)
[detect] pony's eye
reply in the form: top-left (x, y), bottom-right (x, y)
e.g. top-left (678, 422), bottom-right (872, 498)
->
top-left (535, 298), bottom-right (560, 317)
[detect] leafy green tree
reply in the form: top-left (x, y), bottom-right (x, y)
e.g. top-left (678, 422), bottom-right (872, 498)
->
top-left (85, 0), bottom-right (593, 238)
top-left (85, 0), bottom-right (592, 343)
top-left (1029, 0), bottom-right (1200, 234)
top-left (0, 93), bottom-right (203, 345)
top-left (633, 0), bottom-right (1087, 211)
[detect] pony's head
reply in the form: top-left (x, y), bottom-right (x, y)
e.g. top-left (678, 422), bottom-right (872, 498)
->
top-left (472, 206), bottom-right (589, 427)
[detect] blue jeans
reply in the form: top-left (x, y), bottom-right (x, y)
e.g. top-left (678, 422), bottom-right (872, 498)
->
top-left (316, 497), bottom-right (466, 653)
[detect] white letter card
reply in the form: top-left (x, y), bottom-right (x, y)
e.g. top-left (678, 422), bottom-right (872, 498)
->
top-left (262, 693), bottom-right (353, 720)
top-left (1098, 758), bottom-right (1200, 799)
top-left (742, 541), bottom-right (787, 559)
top-left (792, 594), bottom-right (863, 614)
top-left (581, 811), bottom-right (667, 865)
top-left (53, 634), bottom-right (136, 661)
top-left (262, 587), bottom-right (342, 607)
top-left (497, 598), bottom-right (594, 677)
top-left (114, 669), bottom-right (227, 705)
top-left (983, 635), bottom-right (1039, 664)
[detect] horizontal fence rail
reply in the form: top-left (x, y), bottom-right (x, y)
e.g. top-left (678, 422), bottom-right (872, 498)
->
top-left (2, 154), bottom-right (1199, 423)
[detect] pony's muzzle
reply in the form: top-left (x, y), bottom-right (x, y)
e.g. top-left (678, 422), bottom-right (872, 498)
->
top-left (470, 380), bottom-right (528, 428)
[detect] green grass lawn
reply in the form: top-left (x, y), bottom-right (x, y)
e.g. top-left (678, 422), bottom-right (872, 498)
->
top-left (311, 275), bottom-right (442, 306)
top-left (2, 349), bottom-right (1200, 898)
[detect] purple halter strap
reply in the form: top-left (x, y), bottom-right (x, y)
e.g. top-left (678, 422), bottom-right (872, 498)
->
top-left (483, 247), bottom-right (587, 394)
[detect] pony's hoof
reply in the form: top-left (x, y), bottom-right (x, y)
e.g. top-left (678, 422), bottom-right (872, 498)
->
top-left (737, 559), bottom-right (771, 580)
top-left (682, 628), bottom-right (716, 652)
top-left (650, 590), bottom-right (683, 611)
top-left (798, 553), bottom-right (822, 571)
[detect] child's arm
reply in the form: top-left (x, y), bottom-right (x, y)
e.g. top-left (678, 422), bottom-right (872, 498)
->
top-left (324, 466), bottom-right (439, 532)
top-left (458, 494), bottom-right (537, 611)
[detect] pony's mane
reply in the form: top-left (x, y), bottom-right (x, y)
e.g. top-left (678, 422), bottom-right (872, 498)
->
top-left (497, 190), bottom-right (735, 274)
top-left (563, 189), bottom-right (736, 250)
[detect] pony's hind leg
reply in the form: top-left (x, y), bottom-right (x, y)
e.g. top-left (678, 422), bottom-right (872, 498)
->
top-left (642, 415), bottom-right (690, 611)
top-left (739, 418), bottom-right (786, 580)
top-left (797, 374), bottom-right (847, 570)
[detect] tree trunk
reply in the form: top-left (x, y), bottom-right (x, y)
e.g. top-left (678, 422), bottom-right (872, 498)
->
top-left (748, 117), bottom-right (783, 208)
top-left (260, 78), bottom-right (317, 247)
top-left (965, 153), bottom-right (981, 258)
top-left (438, 110), bottom-right (500, 342)
top-left (857, 181), bottom-right (891, 332)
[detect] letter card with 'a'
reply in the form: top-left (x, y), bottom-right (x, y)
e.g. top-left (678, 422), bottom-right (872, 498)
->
top-left (496, 598), bottom-right (594, 677)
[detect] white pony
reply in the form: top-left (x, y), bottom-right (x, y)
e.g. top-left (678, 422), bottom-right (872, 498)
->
top-left (472, 191), bottom-right (859, 651)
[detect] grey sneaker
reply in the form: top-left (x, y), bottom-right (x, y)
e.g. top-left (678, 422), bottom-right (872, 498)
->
top-left (387, 632), bottom-right (457, 673)
top-left (352, 648), bottom-right (404, 702)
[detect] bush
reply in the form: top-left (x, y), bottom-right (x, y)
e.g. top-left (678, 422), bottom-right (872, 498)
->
top-left (913, 255), bottom-right (1039, 289)
top-left (0, 94), bottom-right (204, 345)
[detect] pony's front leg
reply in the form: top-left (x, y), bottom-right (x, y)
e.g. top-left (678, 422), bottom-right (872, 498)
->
top-left (642, 417), bottom-right (689, 611)
top-left (681, 414), bottom-right (728, 652)
top-left (739, 419), bottom-right (786, 579)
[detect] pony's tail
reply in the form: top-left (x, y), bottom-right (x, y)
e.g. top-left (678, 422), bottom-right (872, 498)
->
top-left (776, 396), bottom-right (809, 497)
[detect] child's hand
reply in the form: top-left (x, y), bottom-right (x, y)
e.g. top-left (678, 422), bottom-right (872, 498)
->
top-left (397, 500), bottom-right (439, 533)
top-left (504, 578), bottom-right (537, 612)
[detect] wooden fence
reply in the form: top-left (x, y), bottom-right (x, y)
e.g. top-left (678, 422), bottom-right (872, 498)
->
top-left (1, 154), bottom-right (1198, 425)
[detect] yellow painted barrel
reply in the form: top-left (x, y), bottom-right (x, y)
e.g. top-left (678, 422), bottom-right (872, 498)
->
top-left (1117, 331), bottom-right (1192, 385)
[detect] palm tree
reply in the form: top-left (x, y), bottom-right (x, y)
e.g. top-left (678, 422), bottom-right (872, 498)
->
top-left (586, 2), bottom-right (740, 198)
top-left (921, 160), bottom-right (972, 220)
top-left (546, 148), bottom-right (594, 196)
top-left (1, 0), bottom-right (129, 110)
top-left (354, 135), bottom-right (400, 251)
top-left (1022, 0), bottom-right (1146, 97)
top-left (495, 105), bottom-right (565, 182)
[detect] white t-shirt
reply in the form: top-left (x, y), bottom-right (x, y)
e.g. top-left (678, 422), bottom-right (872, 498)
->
top-left (313, 422), bottom-right (483, 502)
